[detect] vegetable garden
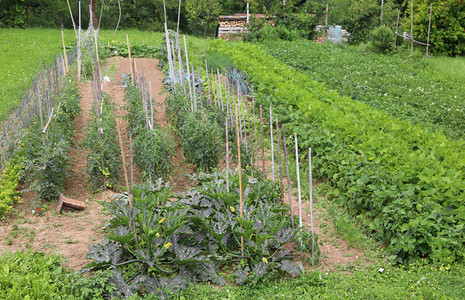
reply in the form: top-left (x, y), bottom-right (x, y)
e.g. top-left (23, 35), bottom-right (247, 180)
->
top-left (1, 25), bottom-right (465, 298)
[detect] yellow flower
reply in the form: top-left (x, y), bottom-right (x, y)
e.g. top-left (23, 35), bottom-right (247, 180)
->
top-left (262, 257), bottom-right (268, 264)
top-left (155, 232), bottom-right (160, 238)
top-left (163, 242), bottom-right (172, 250)
top-left (230, 206), bottom-right (235, 212)
top-left (158, 217), bottom-right (165, 224)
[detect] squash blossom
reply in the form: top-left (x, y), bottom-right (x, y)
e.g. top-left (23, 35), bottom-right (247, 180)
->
top-left (230, 206), bottom-right (235, 212)
top-left (163, 242), bottom-right (172, 250)
top-left (262, 257), bottom-right (268, 264)
top-left (158, 217), bottom-right (165, 224)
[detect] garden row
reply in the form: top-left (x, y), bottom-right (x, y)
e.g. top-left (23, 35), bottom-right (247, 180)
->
top-left (262, 39), bottom-right (465, 140)
top-left (211, 40), bottom-right (465, 264)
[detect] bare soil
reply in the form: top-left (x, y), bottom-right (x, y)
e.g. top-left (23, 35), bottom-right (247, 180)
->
top-left (0, 56), bottom-right (368, 274)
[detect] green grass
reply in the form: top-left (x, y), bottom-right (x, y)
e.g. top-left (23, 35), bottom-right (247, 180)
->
top-left (0, 28), bottom-right (75, 121)
top-left (175, 262), bottom-right (465, 299)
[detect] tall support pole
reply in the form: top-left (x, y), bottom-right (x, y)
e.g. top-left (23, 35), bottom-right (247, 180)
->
top-left (259, 105), bottom-right (266, 179)
top-left (235, 104), bottom-right (244, 256)
top-left (276, 116), bottom-right (284, 202)
top-left (411, 0), bottom-right (414, 53)
top-left (61, 31), bottom-right (69, 73)
top-left (177, 0), bottom-right (182, 34)
top-left (77, 1), bottom-right (81, 83)
top-left (295, 133), bottom-right (302, 228)
top-left (426, 3), bottom-right (433, 63)
top-left (226, 118), bottom-right (230, 192)
top-left (270, 106), bottom-right (275, 181)
top-left (183, 35), bottom-right (193, 104)
top-left (282, 125), bottom-right (294, 229)
top-left (309, 148), bottom-right (315, 261)
top-left (126, 34), bottom-right (134, 84)
top-left (247, 2), bottom-right (250, 24)
top-left (325, 3), bottom-right (329, 42)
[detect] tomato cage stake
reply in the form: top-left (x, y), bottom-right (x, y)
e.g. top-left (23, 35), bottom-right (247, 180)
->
top-left (260, 105), bottom-right (266, 179)
top-left (225, 117), bottom-right (230, 192)
top-left (245, 91), bottom-right (254, 171)
top-left (270, 106), bottom-right (275, 181)
top-left (309, 147), bottom-right (315, 260)
top-left (294, 133), bottom-right (302, 229)
top-left (282, 125), bottom-right (294, 229)
top-left (183, 35), bottom-right (193, 106)
top-left (252, 87), bottom-right (259, 171)
top-left (235, 103), bottom-right (245, 255)
top-left (276, 116), bottom-right (284, 202)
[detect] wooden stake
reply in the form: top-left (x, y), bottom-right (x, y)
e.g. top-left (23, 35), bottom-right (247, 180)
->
top-left (270, 106), bottom-right (275, 181)
top-left (309, 148), bottom-right (315, 260)
top-left (77, 1), bottom-right (81, 83)
top-left (252, 88), bottom-right (259, 170)
top-left (276, 116), bottom-right (284, 202)
top-left (126, 34), bottom-right (134, 84)
top-left (183, 35), bottom-right (193, 104)
top-left (426, 3), bottom-right (433, 63)
top-left (295, 133), bottom-right (302, 228)
top-left (61, 31), bottom-right (69, 73)
top-left (259, 105), bottom-right (266, 179)
top-left (235, 103), bottom-right (244, 255)
top-left (226, 118), bottom-right (229, 192)
top-left (245, 93), bottom-right (254, 170)
top-left (282, 125), bottom-right (294, 229)
top-left (94, 31), bottom-right (102, 84)
top-left (380, 0), bottom-right (384, 25)
top-left (411, 0), bottom-right (413, 53)
top-left (130, 130), bottom-right (134, 189)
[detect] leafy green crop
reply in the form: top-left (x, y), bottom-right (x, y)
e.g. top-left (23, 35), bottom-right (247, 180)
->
top-left (0, 162), bottom-right (22, 216)
top-left (211, 40), bottom-right (465, 264)
top-left (84, 172), bottom-right (302, 298)
top-left (262, 39), bottom-right (465, 140)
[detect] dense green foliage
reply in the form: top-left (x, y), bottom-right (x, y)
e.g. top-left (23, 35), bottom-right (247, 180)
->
top-left (85, 172), bottom-right (300, 298)
top-left (370, 25), bottom-right (395, 53)
top-left (408, 0), bottom-right (465, 56)
top-left (84, 93), bottom-right (121, 190)
top-left (262, 39), bottom-right (465, 140)
top-left (0, 251), bottom-right (116, 299)
top-left (165, 89), bottom-right (224, 172)
top-left (0, 163), bottom-right (22, 216)
top-left (19, 80), bottom-right (80, 201)
top-left (212, 40), bottom-right (465, 264)
top-left (125, 82), bottom-right (175, 179)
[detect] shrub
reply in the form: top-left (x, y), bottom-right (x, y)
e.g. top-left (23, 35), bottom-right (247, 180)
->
top-left (371, 25), bottom-right (395, 53)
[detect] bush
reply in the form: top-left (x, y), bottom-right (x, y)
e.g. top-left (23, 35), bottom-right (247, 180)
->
top-left (408, 0), bottom-right (465, 56)
top-left (370, 25), bottom-right (395, 53)
top-left (0, 163), bottom-right (22, 216)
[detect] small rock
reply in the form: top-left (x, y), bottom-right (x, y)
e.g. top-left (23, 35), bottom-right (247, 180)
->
top-left (103, 76), bottom-right (111, 82)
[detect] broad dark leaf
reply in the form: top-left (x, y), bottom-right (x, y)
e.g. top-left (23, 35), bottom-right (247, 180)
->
top-left (279, 260), bottom-right (300, 276)
top-left (234, 269), bottom-right (249, 285)
top-left (86, 238), bottom-right (123, 265)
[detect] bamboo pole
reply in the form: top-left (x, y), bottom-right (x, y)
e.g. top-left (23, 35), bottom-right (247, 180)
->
top-left (380, 0), bottom-right (384, 25)
top-left (245, 93), bottom-right (254, 170)
top-left (235, 104), bottom-right (244, 255)
top-left (77, 1), bottom-right (81, 83)
top-left (126, 34), bottom-right (134, 84)
top-left (205, 60), bottom-right (211, 100)
top-left (270, 106), bottom-right (275, 181)
top-left (149, 81), bottom-right (154, 127)
top-left (282, 125), bottom-right (294, 229)
top-left (192, 65), bottom-right (197, 111)
top-left (295, 133), bottom-right (302, 228)
top-left (94, 31), bottom-right (102, 84)
top-left (252, 88), bottom-right (259, 170)
top-left (411, 0), bottom-right (413, 53)
top-left (61, 31), bottom-right (69, 73)
top-left (426, 3), bottom-right (433, 63)
top-left (259, 105), bottom-right (266, 179)
top-left (183, 35), bottom-right (193, 104)
top-left (130, 130), bottom-right (134, 189)
top-left (226, 117), bottom-right (230, 192)
top-left (309, 147), bottom-right (315, 260)
top-left (276, 116), bottom-right (284, 201)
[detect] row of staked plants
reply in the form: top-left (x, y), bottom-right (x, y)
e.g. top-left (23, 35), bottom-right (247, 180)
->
top-left (84, 93), bottom-right (121, 190)
top-left (84, 171), bottom-right (301, 298)
top-left (16, 80), bottom-right (80, 202)
top-left (165, 85), bottom-right (224, 172)
top-left (211, 40), bottom-right (465, 265)
top-left (124, 78), bottom-right (175, 180)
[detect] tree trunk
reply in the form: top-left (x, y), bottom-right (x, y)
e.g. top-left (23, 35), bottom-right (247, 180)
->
top-left (26, 4), bottom-right (31, 28)
top-left (88, 0), bottom-right (98, 29)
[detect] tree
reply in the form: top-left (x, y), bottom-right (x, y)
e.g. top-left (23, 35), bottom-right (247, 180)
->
top-left (185, 0), bottom-right (222, 37)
